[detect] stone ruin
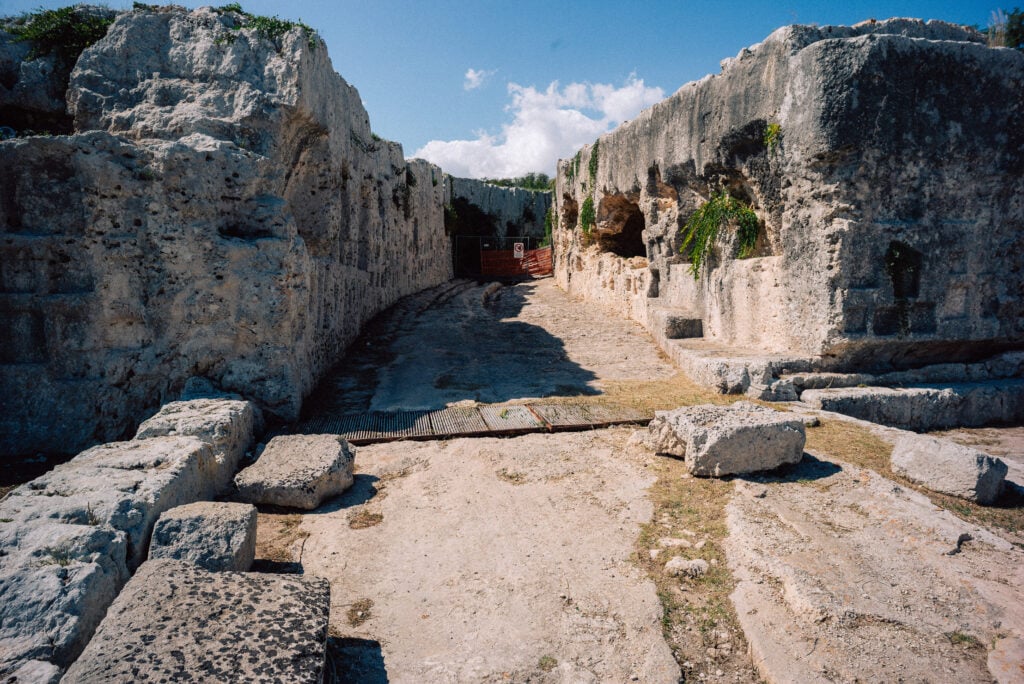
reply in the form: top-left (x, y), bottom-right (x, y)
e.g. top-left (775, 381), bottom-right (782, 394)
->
top-left (1, 6), bottom-right (1022, 683)
top-left (554, 19), bottom-right (1023, 399)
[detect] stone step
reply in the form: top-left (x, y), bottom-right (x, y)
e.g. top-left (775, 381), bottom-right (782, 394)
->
top-left (800, 379), bottom-right (1024, 431)
top-left (648, 306), bottom-right (703, 339)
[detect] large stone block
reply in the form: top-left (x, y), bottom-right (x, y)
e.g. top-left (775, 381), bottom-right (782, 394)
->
top-left (891, 434), bottom-right (1007, 505)
top-left (61, 559), bottom-right (330, 684)
top-left (234, 434), bottom-right (355, 509)
top-left (0, 522), bottom-right (128, 674)
top-left (648, 402), bottom-right (805, 476)
top-left (3, 436), bottom-right (218, 569)
top-left (135, 397), bottom-right (257, 492)
top-left (148, 501), bottom-right (257, 571)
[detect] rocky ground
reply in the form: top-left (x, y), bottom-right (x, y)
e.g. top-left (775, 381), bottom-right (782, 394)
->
top-left (256, 278), bottom-right (1023, 683)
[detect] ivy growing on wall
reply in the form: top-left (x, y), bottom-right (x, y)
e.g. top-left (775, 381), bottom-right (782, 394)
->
top-left (588, 138), bottom-right (599, 184)
top-left (580, 195), bottom-right (595, 235)
top-left (8, 6), bottom-right (114, 66)
top-left (763, 122), bottom-right (781, 152)
top-left (679, 191), bottom-right (759, 278)
top-left (214, 3), bottom-right (319, 50)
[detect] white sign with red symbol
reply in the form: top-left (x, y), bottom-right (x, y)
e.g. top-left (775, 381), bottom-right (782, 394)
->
top-left (513, 242), bottom-right (525, 259)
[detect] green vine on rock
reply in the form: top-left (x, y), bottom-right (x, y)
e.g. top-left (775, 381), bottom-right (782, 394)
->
top-left (580, 195), bottom-right (595, 235)
top-left (8, 6), bottom-right (115, 66)
top-left (215, 3), bottom-right (318, 50)
top-left (763, 122), bottom-right (781, 152)
top-left (679, 191), bottom-right (759, 278)
top-left (588, 138), bottom-right (599, 184)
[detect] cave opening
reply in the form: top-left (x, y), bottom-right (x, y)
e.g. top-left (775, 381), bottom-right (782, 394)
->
top-left (596, 195), bottom-right (646, 258)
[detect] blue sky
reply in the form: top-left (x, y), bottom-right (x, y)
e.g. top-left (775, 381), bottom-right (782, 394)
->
top-left (1, 0), bottom-right (1001, 176)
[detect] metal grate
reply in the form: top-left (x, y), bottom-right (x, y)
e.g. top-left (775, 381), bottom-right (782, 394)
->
top-left (478, 405), bottom-right (546, 432)
top-left (297, 402), bottom-right (651, 445)
top-left (428, 407), bottom-right (490, 437)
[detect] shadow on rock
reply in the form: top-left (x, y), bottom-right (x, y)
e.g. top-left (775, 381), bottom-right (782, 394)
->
top-left (744, 452), bottom-right (844, 484)
top-left (325, 637), bottom-right (388, 684)
top-left (315, 474), bottom-right (380, 513)
top-left (249, 559), bottom-right (305, 574)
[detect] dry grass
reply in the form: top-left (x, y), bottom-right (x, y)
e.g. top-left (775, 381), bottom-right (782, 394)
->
top-left (349, 510), bottom-right (383, 529)
top-left (806, 419), bottom-right (1024, 538)
top-left (346, 598), bottom-right (374, 626)
top-left (634, 454), bottom-right (758, 681)
top-left (496, 467), bottom-right (526, 484)
top-left (255, 512), bottom-right (309, 564)
top-left (588, 373), bottom-right (732, 413)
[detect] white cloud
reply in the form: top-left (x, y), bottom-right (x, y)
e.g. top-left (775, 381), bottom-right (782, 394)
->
top-left (415, 75), bottom-right (664, 178)
top-left (463, 68), bottom-right (495, 91)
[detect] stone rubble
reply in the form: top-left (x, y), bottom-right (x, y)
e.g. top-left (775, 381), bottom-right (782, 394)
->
top-left (234, 433), bottom-right (355, 509)
top-left (135, 396), bottom-right (258, 492)
top-left (148, 501), bottom-right (258, 571)
top-left (0, 397), bottom-right (255, 679)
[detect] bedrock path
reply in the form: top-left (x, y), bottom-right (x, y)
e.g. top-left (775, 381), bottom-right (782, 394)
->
top-left (303, 278), bottom-right (676, 417)
top-left (295, 278), bottom-right (683, 681)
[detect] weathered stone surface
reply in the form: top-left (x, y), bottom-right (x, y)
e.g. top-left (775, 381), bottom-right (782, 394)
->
top-left (891, 434), bottom-right (1007, 505)
top-left (235, 434), bottom-right (354, 509)
top-left (552, 19), bottom-right (1024, 378)
top-left (1, 437), bottom-right (218, 568)
top-left (786, 351), bottom-right (1024, 392)
top-left (649, 402), bottom-right (805, 476)
top-left (135, 397), bottom-right (257, 492)
top-left (800, 379), bottom-right (1024, 431)
top-left (0, 5), bottom-right (453, 460)
top-left (0, 522), bottom-right (127, 675)
top-left (148, 501), bottom-right (257, 571)
top-left (61, 559), bottom-right (330, 684)
top-left (0, 394), bottom-right (258, 678)
top-left (725, 455), bottom-right (1022, 683)
top-left (447, 176), bottom-right (551, 240)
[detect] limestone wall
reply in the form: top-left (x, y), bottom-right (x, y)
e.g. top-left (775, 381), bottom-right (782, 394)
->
top-left (554, 20), bottom-right (1024, 372)
top-left (0, 6), bottom-right (453, 458)
top-left (447, 176), bottom-right (551, 239)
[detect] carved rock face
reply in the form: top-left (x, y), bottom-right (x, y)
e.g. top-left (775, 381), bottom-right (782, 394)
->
top-left (0, 6), bottom-right (454, 458)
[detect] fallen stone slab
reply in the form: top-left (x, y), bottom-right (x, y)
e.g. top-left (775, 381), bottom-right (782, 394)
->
top-left (148, 501), bottom-right (257, 571)
top-left (61, 559), bottom-right (331, 684)
top-left (135, 397), bottom-right (257, 493)
top-left (0, 521), bottom-right (128, 674)
top-left (891, 434), bottom-right (1008, 505)
top-left (799, 379), bottom-right (1024, 431)
top-left (235, 434), bottom-right (355, 509)
top-left (648, 402), bottom-right (805, 476)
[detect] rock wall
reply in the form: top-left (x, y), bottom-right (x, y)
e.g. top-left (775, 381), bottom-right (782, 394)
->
top-left (0, 6), bottom-right (453, 458)
top-left (554, 20), bottom-right (1024, 372)
top-left (446, 176), bottom-right (551, 240)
